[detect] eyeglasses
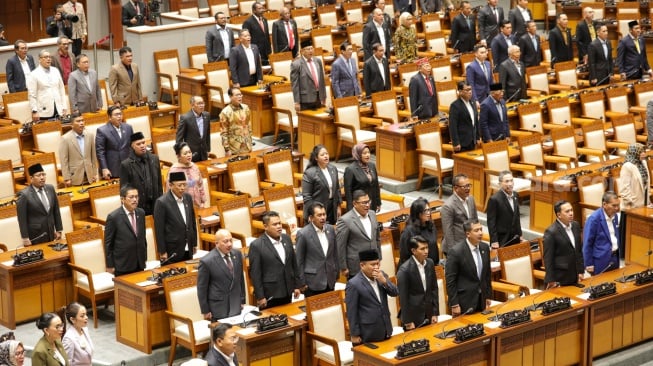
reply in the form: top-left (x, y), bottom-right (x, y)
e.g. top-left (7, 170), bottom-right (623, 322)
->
top-left (455, 184), bottom-right (472, 189)
top-left (355, 200), bottom-right (371, 206)
top-left (14, 350), bottom-right (25, 357)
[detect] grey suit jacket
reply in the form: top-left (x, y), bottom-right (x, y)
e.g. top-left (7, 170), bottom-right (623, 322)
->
top-left (59, 129), bottom-right (98, 185)
top-left (62, 326), bottom-right (93, 366)
top-left (301, 164), bottom-right (341, 222)
top-left (17, 184), bottom-right (63, 244)
top-left (248, 233), bottom-right (302, 301)
top-left (153, 191), bottom-right (197, 261)
top-left (206, 25), bottom-right (235, 62)
top-left (104, 206), bottom-right (147, 274)
top-left (68, 69), bottom-right (102, 113)
top-left (95, 121), bottom-right (134, 178)
top-left (108, 62), bottom-right (142, 105)
top-left (197, 248), bottom-right (245, 320)
top-left (336, 209), bottom-right (381, 276)
top-left (440, 194), bottom-right (478, 254)
top-left (176, 110), bottom-right (211, 162)
top-left (290, 57), bottom-right (327, 105)
top-left (478, 5), bottom-right (504, 44)
top-left (295, 222), bottom-right (339, 291)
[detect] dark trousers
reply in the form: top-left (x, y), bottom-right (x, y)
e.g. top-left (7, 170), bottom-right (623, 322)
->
top-left (304, 286), bottom-right (334, 298)
top-left (266, 296), bottom-right (291, 308)
top-left (71, 38), bottom-right (82, 57)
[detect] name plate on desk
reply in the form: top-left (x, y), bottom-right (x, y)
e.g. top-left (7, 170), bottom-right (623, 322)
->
top-left (256, 314), bottom-right (289, 333)
top-left (395, 339), bottom-right (430, 359)
top-left (588, 282), bottom-right (617, 300)
top-left (13, 249), bottom-right (45, 266)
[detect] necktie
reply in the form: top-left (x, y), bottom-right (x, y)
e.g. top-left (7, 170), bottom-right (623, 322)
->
top-left (348, 59), bottom-right (353, 75)
top-left (475, 247), bottom-right (483, 279)
top-left (494, 7), bottom-right (498, 23)
top-left (286, 22), bottom-right (294, 50)
top-left (496, 103), bottom-right (503, 121)
top-left (532, 36), bottom-right (537, 52)
top-left (129, 211), bottom-right (138, 235)
top-left (258, 17), bottom-right (265, 32)
top-left (514, 61), bottom-right (521, 75)
top-left (73, 3), bottom-right (77, 12)
top-left (424, 76), bottom-right (433, 96)
top-left (562, 29), bottom-right (568, 45)
top-left (307, 59), bottom-right (319, 88)
top-left (77, 135), bottom-right (85, 157)
top-left (134, 2), bottom-right (140, 15)
top-left (635, 37), bottom-right (641, 54)
top-left (197, 116), bottom-right (203, 138)
top-left (224, 254), bottom-right (233, 273)
top-left (480, 61), bottom-right (487, 80)
top-left (603, 41), bottom-right (608, 59)
top-left (39, 188), bottom-right (50, 211)
top-left (612, 215), bottom-right (619, 235)
top-left (589, 23), bottom-right (596, 40)
top-left (467, 16), bottom-right (471, 30)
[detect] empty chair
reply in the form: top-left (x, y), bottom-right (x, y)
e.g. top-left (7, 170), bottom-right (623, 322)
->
top-left (270, 83), bottom-right (297, 146)
top-left (0, 205), bottom-right (22, 251)
top-left (2, 91), bottom-right (30, 125)
top-left (305, 291), bottom-right (352, 366)
top-left (203, 61), bottom-right (231, 115)
top-left (187, 45), bottom-right (208, 69)
top-left (497, 242), bottom-right (545, 291)
top-left (32, 121), bottom-right (63, 170)
top-left (123, 106), bottom-right (152, 143)
top-left (0, 126), bottom-right (23, 168)
top-left (333, 96), bottom-right (380, 161)
top-left (414, 121), bottom-right (454, 198)
top-left (154, 49), bottom-right (183, 104)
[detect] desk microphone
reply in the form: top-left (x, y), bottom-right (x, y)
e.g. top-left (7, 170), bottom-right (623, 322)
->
top-left (595, 73), bottom-right (613, 86)
top-left (506, 88), bottom-right (521, 103)
top-left (452, 40), bottom-right (460, 51)
top-left (616, 250), bottom-right (653, 283)
top-left (159, 252), bottom-right (177, 266)
top-left (241, 309), bottom-right (263, 328)
top-left (488, 294), bottom-right (515, 321)
top-left (411, 105), bottom-right (423, 117)
top-left (29, 232), bottom-right (48, 244)
top-left (436, 307), bottom-right (473, 339)
top-left (526, 290), bottom-right (549, 312)
top-left (146, 253), bottom-right (178, 281)
top-left (583, 262), bottom-right (614, 293)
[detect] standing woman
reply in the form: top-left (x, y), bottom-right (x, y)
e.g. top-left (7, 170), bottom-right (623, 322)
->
top-left (302, 144), bottom-right (341, 224)
top-left (393, 12), bottom-right (418, 63)
top-left (0, 340), bottom-right (25, 366)
top-left (618, 143), bottom-right (651, 257)
top-left (61, 303), bottom-right (93, 366)
top-left (168, 142), bottom-right (206, 208)
top-left (398, 198), bottom-right (439, 267)
top-left (344, 143), bottom-right (381, 212)
top-left (32, 313), bottom-right (69, 366)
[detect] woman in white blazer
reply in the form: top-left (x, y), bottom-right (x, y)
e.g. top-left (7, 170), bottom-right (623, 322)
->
top-left (619, 143), bottom-right (651, 210)
top-left (61, 303), bottom-right (93, 366)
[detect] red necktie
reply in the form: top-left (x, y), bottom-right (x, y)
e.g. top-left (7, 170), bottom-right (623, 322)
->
top-left (258, 17), bottom-right (265, 32)
top-left (134, 2), bottom-right (140, 14)
top-left (425, 76), bottom-right (433, 96)
top-left (286, 22), bottom-right (294, 50)
top-left (73, 3), bottom-right (77, 12)
top-left (308, 59), bottom-right (319, 88)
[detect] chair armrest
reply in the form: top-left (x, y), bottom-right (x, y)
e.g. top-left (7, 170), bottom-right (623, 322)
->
top-left (527, 89), bottom-right (545, 97)
top-left (263, 75), bottom-right (286, 83)
top-left (509, 162), bottom-right (538, 177)
top-left (416, 149), bottom-right (444, 171)
top-left (360, 116), bottom-right (384, 127)
top-left (205, 84), bottom-right (226, 105)
top-left (0, 243), bottom-right (6, 252)
top-left (259, 181), bottom-right (277, 189)
top-left (293, 172), bottom-right (303, 187)
top-left (230, 231), bottom-right (248, 247)
top-left (543, 155), bottom-right (573, 165)
top-left (605, 141), bottom-right (630, 150)
top-left (492, 280), bottom-right (527, 297)
top-left (252, 220), bottom-right (266, 230)
top-left (496, 279), bottom-right (530, 296)
top-left (542, 123), bottom-right (569, 131)
top-left (629, 106), bottom-right (647, 114)
top-left (155, 72), bottom-right (175, 89)
top-left (199, 232), bottom-right (216, 245)
top-left (271, 107), bottom-right (294, 123)
top-left (442, 143), bottom-right (454, 152)
top-left (605, 111), bottom-right (629, 120)
top-left (68, 263), bottom-right (95, 290)
top-left (165, 310), bottom-right (198, 341)
top-left (533, 269), bottom-right (546, 281)
top-left (577, 147), bottom-right (606, 161)
top-left (306, 331), bottom-right (344, 366)
top-left (380, 191), bottom-right (405, 208)
top-left (210, 191), bottom-right (236, 204)
top-left (333, 122), bottom-right (357, 139)
top-left (72, 220), bottom-right (100, 230)
top-left (548, 84), bottom-right (573, 92)
top-left (578, 202), bottom-right (600, 211)
top-left (373, 115), bottom-right (397, 125)
top-left (87, 216), bottom-right (107, 225)
top-left (511, 130), bottom-right (534, 138)
top-left (570, 117), bottom-right (599, 126)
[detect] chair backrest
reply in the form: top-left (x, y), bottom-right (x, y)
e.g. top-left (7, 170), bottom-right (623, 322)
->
top-left (0, 126), bottom-right (22, 167)
top-left (203, 61), bottom-right (230, 105)
top-left (578, 173), bottom-right (607, 222)
top-left (23, 153), bottom-right (58, 187)
top-left (587, 1), bottom-right (605, 19)
top-left (334, 96), bottom-right (362, 132)
top-left (239, 0), bottom-right (256, 15)
top-left (269, 52), bottom-right (293, 81)
top-left (263, 185), bottom-right (297, 230)
top-left (546, 98), bottom-right (572, 127)
top-left (187, 45), bottom-right (208, 69)
top-left (145, 215), bottom-right (158, 261)
top-left (634, 82), bottom-right (653, 107)
top-left (217, 195), bottom-right (253, 241)
top-left (208, 0), bottom-right (229, 16)
top-left (541, 40), bottom-right (551, 63)
top-left (270, 83), bottom-right (296, 121)
top-left (154, 49), bottom-right (181, 79)
top-left (311, 27), bottom-right (334, 56)
top-left (306, 290), bottom-right (347, 348)
top-left (228, 158), bottom-right (260, 197)
top-left (67, 226), bottom-right (106, 275)
top-left (0, 160), bottom-right (14, 198)
top-left (397, 63), bottom-right (419, 87)
top-left (98, 79), bottom-right (111, 110)
top-left (89, 184), bottom-right (121, 221)
top-left (611, 114), bottom-right (637, 144)
top-left (179, 6), bottom-right (200, 18)
top-left (266, 0), bottom-right (284, 14)
top-left (380, 243), bottom-right (396, 277)
top-left (263, 149), bottom-right (295, 187)
top-left (152, 130), bottom-right (178, 166)
top-left (422, 13), bottom-right (442, 33)
top-left (163, 272), bottom-right (205, 330)
top-left (387, 276), bottom-right (400, 328)
top-left (482, 140), bottom-right (510, 173)
top-left (292, 8), bottom-right (312, 32)
top-left (551, 127), bottom-right (578, 159)
top-left (580, 90), bottom-right (605, 121)
top-left (347, 23), bottom-right (364, 48)
top-left (434, 265), bottom-right (448, 315)
top-left (414, 121), bottom-right (444, 164)
top-left (371, 90), bottom-right (399, 124)
top-left (209, 122), bottom-right (226, 158)
top-left (0, 73), bottom-right (8, 96)
top-left (2, 91), bottom-right (30, 125)
top-left (498, 242), bottom-right (534, 289)
top-left (0, 205), bottom-right (22, 251)
top-left (527, 65), bottom-right (549, 94)
top-left (554, 61), bottom-right (578, 88)
top-left (343, 1), bottom-right (363, 23)
top-left (460, 53), bottom-right (476, 77)
top-left (435, 80), bottom-right (457, 109)
top-left (84, 112), bottom-right (107, 137)
top-left (430, 57), bottom-right (452, 82)
top-left (425, 31), bottom-right (447, 56)
top-left (32, 121), bottom-right (63, 169)
top-left (57, 194), bottom-right (74, 239)
top-left (517, 102), bottom-right (543, 134)
top-left (317, 5), bottom-right (338, 28)
top-left (264, 11), bottom-right (279, 35)
top-left (582, 120), bottom-right (607, 151)
top-left (605, 86), bottom-right (629, 114)
top-left (518, 133), bottom-right (545, 168)
top-left (123, 106), bottom-right (152, 142)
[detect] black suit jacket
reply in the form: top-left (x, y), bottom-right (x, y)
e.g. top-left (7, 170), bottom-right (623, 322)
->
top-left (616, 35), bottom-right (651, 79)
top-left (575, 20), bottom-right (595, 61)
top-left (17, 184), bottom-right (63, 244)
top-left (104, 206), bottom-right (147, 275)
top-left (45, 16), bottom-right (73, 38)
top-left (176, 110), bottom-right (211, 162)
top-left (409, 72), bottom-right (438, 119)
top-left (295, 222), bottom-right (339, 291)
top-left (518, 33), bottom-right (542, 67)
top-left (197, 248), bottom-right (245, 320)
top-left (543, 220), bottom-right (584, 286)
top-left (6, 54), bottom-right (36, 93)
top-left (248, 233), bottom-right (302, 301)
top-left (242, 15), bottom-right (271, 62)
top-left (344, 161), bottom-right (381, 211)
top-left (397, 257), bottom-right (439, 326)
top-left (486, 190), bottom-right (521, 246)
top-left (498, 58), bottom-right (527, 101)
top-left (205, 346), bottom-right (238, 366)
top-left (120, 151), bottom-right (163, 215)
top-left (363, 55), bottom-right (391, 97)
top-left (205, 25), bottom-right (235, 62)
top-left (448, 98), bottom-right (480, 151)
top-left (445, 241), bottom-right (492, 313)
top-left (229, 44), bottom-right (263, 86)
top-left (153, 191), bottom-right (197, 262)
top-left (345, 271), bottom-right (398, 342)
top-left (362, 21), bottom-right (392, 61)
top-left (450, 14), bottom-right (476, 53)
top-left (302, 164), bottom-right (341, 224)
top-left (508, 6), bottom-right (532, 39)
top-left (272, 19), bottom-right (299, 57)
top-left (95, 121), bottom-right (134, 178)
top-left (491, 34), bottom-right (515, 70)
top-left (588, 38), bottom-right (613, 85)
top-left (549, 26), bottom-right (573, 65)
top-left (122, 1), bottom-right (146, 27)
top-left (478, 5), bottom-right (504, 44)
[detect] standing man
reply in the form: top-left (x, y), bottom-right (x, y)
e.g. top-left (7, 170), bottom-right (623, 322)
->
top-left (396, 236), bottom-right (439, 329)
top-left (408, 58), bottom-right (437, 120)
top-left (242, 2), bottom-right (271, 66)
top-left (491, 20), bottom-right (514, 70)
top-left (331, 42), bottom-right (361, 98)
top-left (219, 87), bottom-right (252, 156)
top-left (68, 54), bottom-right (102, 113)
top-left (336, 190), bottom-right (381, 279)
top-left (95, 106), bottom-right (134, 179)
top-left (445, 219), bottom-right (492, 315)
top-left (478, 0), bottom-right (504, 46)
top-left (362, 43), bottom-right (391, 97)
top-left (486, 171), bottom-right (522, 248)
top-left (46, 4), bottom-right (73, 38)
top-left (49, 36), bottom-right (74, 85)
top-left (248, 211), bottom-right (303, 308)
top-left (122, 0), bottom-right (146, 27)
top-left (229, 30), bottom-right (263, 88)
top-left (617, 20), bottom-right (652, 80)
top-left (6, 40), bottom-right (36, 93)
top-left (543, 200), bottom-right (584, 288)
top-left (108, 46), bottom-right (142, 107)
top-left (272, 7), bottom-right (299, 58)
top-left (28, 50), bottom-right (66, 121)
top-left (197, 229), bottom-right (245, 321)
top-left (153, 172), bottom-right (197, 263)
top-left (295, 202), bottom-right (339, 297)
top-left (367, 0), bottom-right (393, 27)
top-left (440, 174), bottom-right (478, 255)
top-left (17, 164), bottom-right (62, 245)
top-left (59, 112), bottom-right (98, 187)
top-left (62, 0), bottom-right (87, 57)
top-left (588, 24), bottom-right (613, 86)
top-left (363, 9), bottom-right (392, 61)
top-left (290, 40), bottom-right (326, 111)
top-left (0, 24), bottom-right (8, 47)
top-left (176, 96), bottom-right (210, 162)
top-left (206, 12), bottom-right (235, 62)
top-left (498, 45), bottom-right (527, 101)
top-left (449, 81), bottom-right (480, 152)
top-left (480, 83), bottom-right (510, 142)
top-left (450, 1), bottom-right (476, 53)
top-left (466, 45), bottom-right (493, 106)
top-left (120, 132), bottom-right (163, 215)
top-left (206, 324), bottom-right (239, 366)
top-left (549, 14), bottom-right (573, 66)
top-left (104, 185), bottom-right (147, 276)
top-left (583, 192), bottom-right (621, 275)
top-left (345, 249), bottom-right (398, 344)
top-left (576, 7), bottom-right (596, 64)
top-left (508, 0), bottom-right (532, 40)
top-left (518, 21), bottom-right (542, 67)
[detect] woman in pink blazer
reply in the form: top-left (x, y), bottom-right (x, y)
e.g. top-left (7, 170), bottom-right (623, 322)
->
top-left (61, 303), bottom-right (93, 366)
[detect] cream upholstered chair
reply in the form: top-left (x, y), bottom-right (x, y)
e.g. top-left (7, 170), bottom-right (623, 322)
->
top-left (270, 83), bottom-right (297, 146)
top-left (0, 74), bottom-right (8, 96)
top-left (23, 153), bottom-right (60, 187)
top-left (497, 242), bottom-right (545, 291)
top-left (422, 13), bottom-right (443, 34)
top-left (579, 90), bottom-right (610, 122)
top-left (262, 185), bottom-right (301, 234)
top-left (179, 5), bottom-right (200, 18)
top-left (546, 97), bottom-right (595, 128)
top-left (0, 205), bottom-right (22, 251)
top-left (430, 57), bottom-right (452, 82)
top-left (208, 122), bottom-right (226, 159)
top-left (203, 61), bottom-right (230, 115)
top-left (554, 61), bottom-right (587, 89)
top-left (180, 359), bottom-right (207, 366)
top-left (311, 27), bottom-right (335, 64)
top-left (154, 49), bottom-right (183, 104)
top-left (226, 158), bottom-right (268, 199)
top-left (123, 106), bottom-right (152, 143)
top-left (343, 1), bottom-right (363, 23)
top-left (425, 31), bottom-right (448, 56)
top-left (164, 272), bottom-right (211, 366)
top-left (414, 121), bottom-right (454, 198)
top-left (516, 102), bottom-right (544, 134)
top-left (347, 23), bottom-right (364, 50)
top-left (317, 5), bottom-right (338, 29)
top-left (0, 126), bottom-right (23, 168)
top-left (481, 140), bottom-right (534, 210)
top-left (88, 183), bottom-right (121, 225)
top-left (611, 114), bottom-right (647, 145)
top-left (215, 195), bottom-right (263, 248)
top-left (0, 160), bottom-right (15, 199)
top-left (57, 194), bottom-right (74, 238)
top-left (187, 45), bottom-right (208, 69)
top-left (239, 0), bottom-right (256, 14)
top-left (306, 290), bottom-right (353, 366)
top-left (292, 8), bottom-right (312, 32)
top-left (67, 226), bottom-right (114, 328)
top-left (435, 80), bottom-right (457, 114)
top-left (578, 173), bottom-right (607, 226)
top-left (517, 133), bottom-right (560, 177)
top-left (371, 90), bottom-right (400, 124)
top-left (434, 265), bottom-right (449, 315)
top-left (152, 130), bottom-right (178, 166)
top-left (605, 86), bottom-right (631, 115)
top-left (550, 127), bottom-right (593, 169)
top-left (631, 81), bottom-right (653, 113)
top-left (581, 121), bottom-right (625, 161)
top-left (262, 149), bottom-right (302, 189)
top-left (208, 0), bottom-right (229, 16)
top-left (333, 96), bottom-right (380, 161)
top-left (83, 110), bottom-right (107, 137)
top-left (380, 243), bottom-right (397, 278)
top-left (144, 215), bottom-right (160, 269)
top-left (386, 276), bottom-right (404, 336)
top-left (269, 52), bottom-right (293, 81)
top-left (526, 65), bottom-right (571, 96)
top-left (32, 121), bottom-right (63, 170)
top-left (393, 62), bottom-right (419, 94)
top-left (2, 91), bottom-right (30, 125)
top-left (98, 79), bottom-right (111, 111)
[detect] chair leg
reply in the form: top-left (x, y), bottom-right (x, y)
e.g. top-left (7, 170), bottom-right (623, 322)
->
top-left (273, 123), bottom-right (280, 145)
top-left (437, 173), bottom-right (443, 198)
top-left (91, 298), bottom-right (99, 328)
top-left (416, 168), bottom-right (424, 190)
top-left (168, 337), bottom-right (177, 366)
top-left (335, 140), bottom-right (342, 162)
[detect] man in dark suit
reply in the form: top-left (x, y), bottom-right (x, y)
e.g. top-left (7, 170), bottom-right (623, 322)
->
top-left (466, 45), bottom-right (492, 106)
top-left (518, 21), bottom-right (542, 67)
top-left (331, 42), bottom-right (361, 98)
top-left (394, 0), bottom-right (415, 15)
top-left (122, 0), bottom-right (146, 27)
top-left (271, 7), bottom-right (299, 58)
top-left (45, 4), bottom-right (73, 38)
top-left (337, 190), bottom-right (381, 279)
top-left (248, 211), bottom-right (303, 308)
top-left (6, 40), bottom-right (36, 93)
top-left (95, 106), bottom-right (134, 179)
top-left (477, 0), bottom-right (504, 46)
top-left (363, 9), bottom-right (392, 61)
top-left (295, 202), bottom-right (339, 297)
top-left (486, 171), bottom-right (522, 248)
top-left (449, 81), bottom-right (480, 152)
top-left (17, 163), bottom-right (63, 246)
top-left (440, 174), bottom-right (479, 255)
top-left (409, 58), bottom-right (438, 119)
top-left (120, 132), bottom-right (163, 215)
top-left (242, 2), bottom-right (271, 65)
top-left (498, 45), bottom-right (527, 101)
top-left (450, 1), bottom-right (476, 53)
top-left (445, 219), bottom-right (492, 315)
top-left (362, 43), bottom-right (391, 97)
top-left (583, 192), bottom-right (621, 275)
top-left (480, 83), bottom-right (510, 142)
top-left (549, 14), bottom-right (573, 66)
top-left (290, 40), bottom-right (326, 111)
top-left (543, 200), bottom-right (584, 288)
top-left (153, 171), bottom-right (196, 263)
top-left (105, 185), bottom-right (147, 276)
top-left (509, 0), bottom-right (532, 40)
top-left (176, 96), bottom-right (210, 162)
top-left (397, 236), bottom-right (439, 329)
top-left (197, 229), bottom-right (245, 321)
top-left (345, 249), bottom-right (398, 344)
top-left (491, 20), bottom-right (514, 71)
top-left (206, 324), bottom-right (239, 366)
top-left (367, 0), bottom-right (392, 26)
top-left (0, 24), bottom-right (8, 47)
top-left (229, 30), bottom-right (262, 88)
top-left (576, 7), bottom-right (596, 64)
top-left (617, 20), bottom-right (653, 80)
top-left (205, 12), bottom-right (235, 62)
top-left (588, 25), bottom-right (613, 86)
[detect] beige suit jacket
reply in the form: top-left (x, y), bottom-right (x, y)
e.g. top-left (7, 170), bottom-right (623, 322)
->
top-left (62, 1), bottom-right (87, 40)
top-left (108, 62), bottom-right (142, 105)
top-left (620, 161), bottom-right (651, 209)
top-left (59, 129), bottom-right (99, 185)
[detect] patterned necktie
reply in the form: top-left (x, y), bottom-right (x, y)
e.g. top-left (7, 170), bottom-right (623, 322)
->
top-left (129, 211), bottom-right (137, 235)
top-left (475, 247), bottom-right (483, 279)
top-left (307, 59), bottom-right (319, 88)
top-left (224, 254), bottom-right (233, 273)
top-left (39, 188), bottom-right (50, 211)
top-left (424, 76), bottom-right (433, 95)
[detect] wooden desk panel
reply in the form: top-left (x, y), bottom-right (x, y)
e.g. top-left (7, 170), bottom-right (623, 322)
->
top-left (375, 123), bottom-right (418, 182)
top-left (241, 85), bottom-right (275, 139)
top-left (298, 109), bottom-right (337, 158)
top-left (178, 72), bottom-right (208, 115)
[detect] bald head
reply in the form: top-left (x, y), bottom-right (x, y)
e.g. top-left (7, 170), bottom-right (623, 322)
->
top-left (215, 229), bottom-right (234, 254)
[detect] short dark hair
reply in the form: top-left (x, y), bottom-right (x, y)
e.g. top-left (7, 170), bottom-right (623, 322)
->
top-left (452, 173), bottom-right (468, 186)
top-left (70, 111), bottom-right (83, 121)
top-left (262, 210), bottom-right (280, 225)
top-left (119, 46), bottom-right (133, 56)
top-left (352, 190), bottom-right (368, 203)
top-left (107, 105), bottom-right (121, 117)
top-left (75, 53), bottom-right (88, 64)
top-left (120, 185), bottom-right (137, 198)
top-left (252, 1), bottom-right (262, 12)
top-left (308, 201), bottom-right (325, 217)
top-left (372, 42), bottom-right (383, 52)
top-left (463, 218), bottom-right (480, 233)
top-left (340, 42), bottom-right (350, 52)
top-left (227, 87), bottom-right (241, 97)
top-left (457, 81), bottom-right (470, 91)
top-left (409, 235), bottom-right (428, 250)
top-left (212, 323), bottom-right (233, 342)
top-left (215, 11), bottom-right (224, 20)
top-left (474, 44), bottom-right (487, 53)
top-left (556, 13), bottom-right (567, 21)
top-left (553, 200), bottom-right (569, 214)
top-left (14, 40), bottom-right (26, 50)
top-left (602, 191), bottom-right (618, 204)
top-left (500, 19), bottom-right (511, 28)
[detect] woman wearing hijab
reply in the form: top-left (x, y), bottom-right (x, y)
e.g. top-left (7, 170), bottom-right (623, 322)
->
top-left (343, 143), bottom-right (381, 212)
top-left (620, 143), bottom-right (651, 210)
top-left (0, 340), bottom-right (25, 366)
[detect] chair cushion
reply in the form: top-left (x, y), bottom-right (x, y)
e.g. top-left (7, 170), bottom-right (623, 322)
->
top-left (513, 177), bottom-right (531, 192)
top-left (160, 79), bottom-right (179, 91)
top-left (504, 256), bottom-right (534, 288)
top-left (174, 320), bottom-right (212, 344)
top-left (78, 272), bottom-right (114, 292)
top-left (316, 341), bottom-right (354, 366)
top-left (422, 157), bottom-right (454, 172)
top-left (340, 130), bottom-right (376, 143)
top-left (391, 327), bottom-right (404, 336)
top-left (278, 116), bottom-right (298, 128)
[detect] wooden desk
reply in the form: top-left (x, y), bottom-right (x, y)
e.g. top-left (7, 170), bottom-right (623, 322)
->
top-left (0, 242), bottom-right (73, 329)
top-left (234, 315), bottom-right (305, 366)
top-left (624, 207), bottom-right (653, 266)
top-left (241, 85), bottom-right (276, 139)
top-left (375, 123), bottom-right (418, 182)
top-left (298, 109), bottom-right (336, 158)
top-left (151, 103), bottom-right (180, 129)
